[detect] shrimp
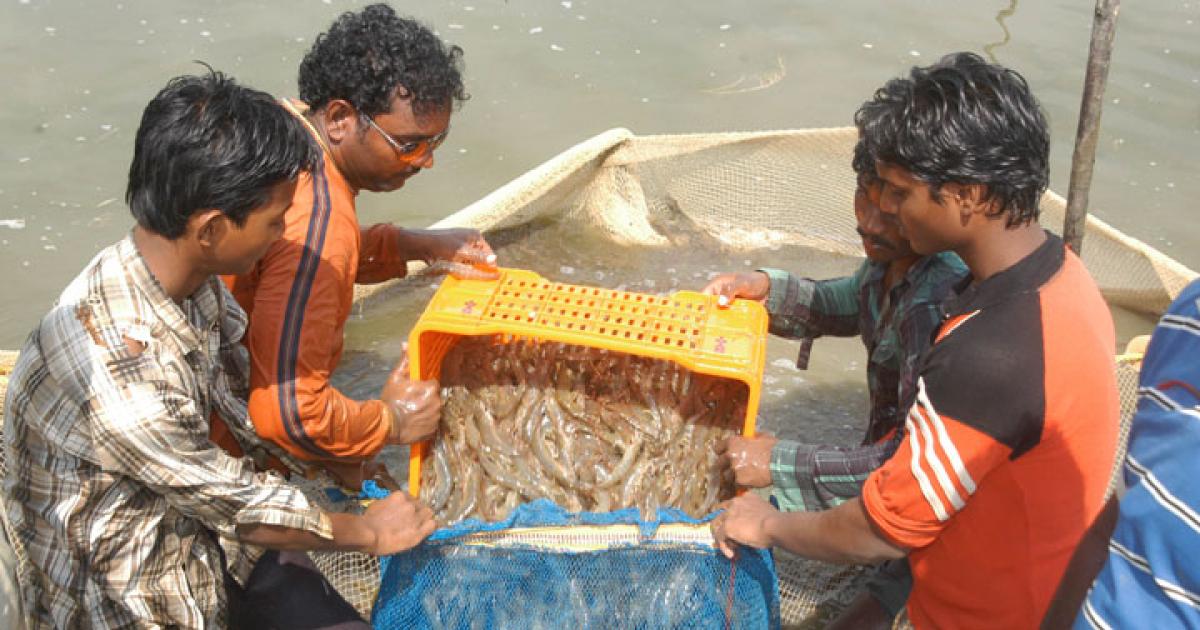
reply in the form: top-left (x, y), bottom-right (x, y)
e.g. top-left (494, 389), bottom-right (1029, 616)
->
top-left (597, 438), bottom-right (642, 489)
top-left (532, 411), bottom-right (577, 489)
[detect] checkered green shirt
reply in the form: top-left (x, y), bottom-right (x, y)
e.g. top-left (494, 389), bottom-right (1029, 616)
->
top-left (760, 251), bottom-right (967, 511)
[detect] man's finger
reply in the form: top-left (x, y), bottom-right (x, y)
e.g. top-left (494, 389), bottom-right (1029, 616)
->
top-left (410, 407), bottom-right (439, 425)
top-left (470, 237), bottom-right (499, 268)
top-left (413, 380), bottom-right (439, 398)
top-left (417, 397), bottom-right (443, 417)
top-left (454, 246), bottom-right (497, 267)
top-left (416, 400), bottom-right (440, 420)
top-left (392, 352), bottom-right (411, 377)
top-left (717, 536), bottom-right (736, 560)
top-left (711, 511), bottom-right (742, 561)
top-left (449, 261), bottom-right (501, 281)
top-left (470, 236), bottom-right (497, 259)
top-left (386, 362), bottom-right (414, 389)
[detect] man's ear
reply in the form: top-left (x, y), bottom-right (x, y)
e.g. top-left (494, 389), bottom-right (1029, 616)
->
top-left (190, 209), bottom-right (228, 250)
top-left (322, 99), bottom-right (359, 144)
top-left (944, 183), bottom-right (991, 226)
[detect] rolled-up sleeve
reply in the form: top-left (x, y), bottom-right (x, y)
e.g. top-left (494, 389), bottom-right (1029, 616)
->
top-left (356, 223), bottom-right (410, 284)
top-left (89, 381), bottom-right (332, 540)
top-left (770, 435), bottom-right (901, 512)
top-left (760, 265), bottom-right (864, 341)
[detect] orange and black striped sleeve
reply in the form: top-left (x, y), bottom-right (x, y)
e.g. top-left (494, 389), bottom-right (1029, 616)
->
top-left (862, 292), bottom-right (1047, 549)
top-left (225, 161), bottom-right (392, 463)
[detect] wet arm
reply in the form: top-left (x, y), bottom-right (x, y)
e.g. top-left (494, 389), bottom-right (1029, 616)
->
top-left (764, 497), bottom-right (907, 564)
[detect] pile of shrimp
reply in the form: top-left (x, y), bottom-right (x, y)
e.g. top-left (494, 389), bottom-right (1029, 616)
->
top-left (420, 336), bottom-right (747, 524)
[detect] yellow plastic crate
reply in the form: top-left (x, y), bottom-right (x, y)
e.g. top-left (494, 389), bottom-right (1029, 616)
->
top-left (406, 267), bottom-right (768, 496)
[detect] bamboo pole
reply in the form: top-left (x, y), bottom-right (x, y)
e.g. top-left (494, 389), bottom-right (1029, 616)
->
top-left (1063, 0), bottom-right (1120, 254)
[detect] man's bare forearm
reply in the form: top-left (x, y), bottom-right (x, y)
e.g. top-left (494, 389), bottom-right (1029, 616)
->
top-left (766, 498), bottom-right (907, 564)
top-left (393, 227), bottom-right (430, 263)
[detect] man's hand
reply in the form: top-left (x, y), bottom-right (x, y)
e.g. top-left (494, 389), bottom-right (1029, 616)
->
top-left (380, 352), bottom-right (441, 445)
top-left (715, 433), bottom-right (778, 488)
top-left (702, 271), bottom-right (771, 307)
top-left (360, 491), bottom-right (437, 556)
top-left (710, 492), bottom-right (782, 559)
top-left (406, 227), bottom-right (499, 280)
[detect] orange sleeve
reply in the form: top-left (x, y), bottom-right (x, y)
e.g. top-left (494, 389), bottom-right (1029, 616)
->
top-left (232, 205), bottom-right (392, 463)
top-left (356, 223), bottom-right (411, 284)
top-left (862, 389), bottom-right (1012, 550)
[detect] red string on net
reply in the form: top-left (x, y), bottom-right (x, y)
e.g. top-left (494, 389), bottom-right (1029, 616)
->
top-left (724, 551), bottom-right (738, 630)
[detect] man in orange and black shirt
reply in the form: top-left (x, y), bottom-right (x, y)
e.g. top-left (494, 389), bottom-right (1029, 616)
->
top-left (220, 5), bottom-right (498, 486)
top-left (712, 52), bottom-right (1118, 629)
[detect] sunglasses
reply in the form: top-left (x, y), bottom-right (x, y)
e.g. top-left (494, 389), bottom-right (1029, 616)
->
top-left (363, 115), bottom-right (448, 161)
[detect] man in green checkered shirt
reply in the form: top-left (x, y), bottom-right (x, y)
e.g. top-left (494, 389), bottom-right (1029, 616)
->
top-left (704, 139), bottom-right (967, 626)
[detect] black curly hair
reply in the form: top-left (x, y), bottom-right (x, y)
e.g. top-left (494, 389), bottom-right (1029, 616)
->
top-left (851, 138), bottom-right (880, 190)
top-left (855, 52), bottom-right (1050, 227)
top-left (298, 3), bottom-right (467, 118)
top-left (127, 70), bottom-right (318, 239)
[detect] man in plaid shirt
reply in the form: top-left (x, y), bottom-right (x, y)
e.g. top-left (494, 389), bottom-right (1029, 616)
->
top-left (3, 71), bottom-right (437, 629)
top-left (704, 139), bottom-right (966, 627)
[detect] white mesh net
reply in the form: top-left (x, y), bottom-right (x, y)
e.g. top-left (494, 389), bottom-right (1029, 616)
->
top-left (290, 476), bottom-right (382, 619)
top-left (357, 127), bottom-right (1196, 318)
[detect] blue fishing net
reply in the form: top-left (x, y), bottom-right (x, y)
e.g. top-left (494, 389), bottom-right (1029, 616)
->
top-left (371, 499), bottom-right (779, 629)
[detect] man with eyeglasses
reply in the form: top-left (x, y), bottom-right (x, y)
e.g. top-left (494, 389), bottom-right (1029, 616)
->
top-left (220, 4), bottom-right (496, 490)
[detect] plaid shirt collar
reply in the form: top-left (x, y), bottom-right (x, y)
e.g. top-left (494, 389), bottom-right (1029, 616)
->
top-left (115, 234), bottom-right (241, 357)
